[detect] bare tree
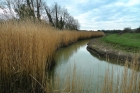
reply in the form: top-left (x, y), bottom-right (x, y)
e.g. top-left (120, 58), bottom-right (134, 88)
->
top-left (0, 0), bottom-right (80, 30)
top-left (26, 0), bottom-right (35, 19)
top-left (0, 0), bottom-right (21, 19)
top-left (0, 0), bottom-right (43, 21)
top-left (44, 5), bottom-right (54, 26)
top-left (51, 3), bottom-right (61, 28)
top-left (36, 0), bottom-right (41, 21)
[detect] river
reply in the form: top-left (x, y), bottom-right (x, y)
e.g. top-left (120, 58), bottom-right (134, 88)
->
top-left (49, 39), bottom-right (139, 92)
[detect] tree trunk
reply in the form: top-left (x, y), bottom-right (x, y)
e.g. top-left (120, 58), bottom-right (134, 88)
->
top-left (44, 7), bottom-right (54, 26)
top-left (36, 0), bottom-right (40, 21)
top-left (55, 3), bottom-right (59, 28)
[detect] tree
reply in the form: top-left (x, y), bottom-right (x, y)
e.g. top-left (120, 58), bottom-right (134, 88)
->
top-left (0, 0), bottom-right (80, 30)
top-left (123, 27), bottom-right (132, 33)
top-left (59, 16), bottom-right (64, 29)
top-left (0, 0), bottom-right (43, 21)
top-left (51, 3), bottom-right (61, 28)
top-left (44, 6), bottom-right (54, 26)
top-left (135, 27), bottom-right (140, 33)
top-left (15, 4), bottom-right (33, 19)
top-left (26, 0), bottom-right (35, 19)
top-left (36, 0), bottom-right (41, 21)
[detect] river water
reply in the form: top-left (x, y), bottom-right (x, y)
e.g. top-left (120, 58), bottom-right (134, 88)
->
top-left (50, 39), bottom-right (139, 92)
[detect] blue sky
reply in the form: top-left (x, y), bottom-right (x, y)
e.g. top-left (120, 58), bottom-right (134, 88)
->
top-left (47, 0), bottom-right (140, 30)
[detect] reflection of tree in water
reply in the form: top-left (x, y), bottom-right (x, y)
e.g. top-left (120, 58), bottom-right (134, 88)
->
top-left (55, 39), bottom-right (91, 64)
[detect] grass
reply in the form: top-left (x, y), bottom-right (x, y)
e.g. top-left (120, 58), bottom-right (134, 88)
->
top-left (1, 20), bottom-right (139, 93)
top-left (102, 33), bottom-right (140, 52)
top-left (0, 20), bottom-right (104, 92)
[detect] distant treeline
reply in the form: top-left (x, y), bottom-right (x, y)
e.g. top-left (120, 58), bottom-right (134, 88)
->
top-left (98, 27), bottom-right (140, 34)
top-left (0, 0), bottom-right (80, 30)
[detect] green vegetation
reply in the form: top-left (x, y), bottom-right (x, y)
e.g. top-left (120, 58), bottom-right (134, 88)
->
top-left (102, 33), bottom-right (140, 52)
top-left (0, 0), bottom-right (139, 92)
top-left (0, 21), bottom-right (139, 92)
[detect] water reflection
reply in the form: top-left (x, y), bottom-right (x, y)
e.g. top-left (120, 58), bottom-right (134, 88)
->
top-left (87, 50), bottom-right (125, 66)
top-left (54, 39), bottom-right (91, 64)
top-left (51, 39), bottom-right (140, 92)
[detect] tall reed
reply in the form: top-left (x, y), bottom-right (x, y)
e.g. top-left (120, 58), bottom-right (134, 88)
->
top-left (101, 60), bottom-right (140, 93)
top-left (0, 20), bottom-right (104, 92)
top-left (48, 59), bottom-right (140, 93)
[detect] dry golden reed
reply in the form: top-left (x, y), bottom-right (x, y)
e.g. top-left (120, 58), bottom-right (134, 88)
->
top-left (44, 60), bottom-right (140, 93)
top-left (0, 20), bottom-right (104, 92)
top-left (100, 60), bottom-right (140, 93)
top-left (0, 21), bottom-right (139, 93)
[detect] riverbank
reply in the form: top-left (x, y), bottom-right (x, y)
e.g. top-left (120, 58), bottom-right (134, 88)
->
top-left (50, 37), bottom-right (104, 69)
top-left (87, 38), bottom-right (140, 64)
top-left (0, 21), bottom-right (105, 93)
top-left (103, 33), bottom-right (140, 52)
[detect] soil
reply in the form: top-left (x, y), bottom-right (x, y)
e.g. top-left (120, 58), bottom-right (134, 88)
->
top-left (87, 38), bottom-right (140, 64)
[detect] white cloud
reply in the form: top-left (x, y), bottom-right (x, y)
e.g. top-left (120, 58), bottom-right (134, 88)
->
top-left (79, 0), bottom-right (88, 3)
top-left (0, 0), bottom-right (139, 30)
top-left (113, 0), bottom-right (140, 7)
top-left (72, 0), bottom-right (140, 30)
top-left (127, 0), bottom-right (140, 6)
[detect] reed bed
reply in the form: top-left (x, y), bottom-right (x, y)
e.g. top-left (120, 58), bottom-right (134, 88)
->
top-left (0, 20), bottom-right (104, 92)
top-left (48, 60), bottom-right (140, 93)
top-left (0, 21), bottom-right (139, 93)
top-left (101, 60), bottom-right (140, 93)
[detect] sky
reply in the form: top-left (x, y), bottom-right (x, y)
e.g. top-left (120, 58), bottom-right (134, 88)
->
top-left (47, 0), bottom-right (140, 30)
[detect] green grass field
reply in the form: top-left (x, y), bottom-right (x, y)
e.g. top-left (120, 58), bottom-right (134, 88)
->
top-left (102, 33), bottom-right (140, 52)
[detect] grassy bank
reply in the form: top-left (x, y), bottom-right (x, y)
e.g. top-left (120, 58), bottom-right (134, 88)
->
top-left (0, 20), bottom-right (104, 92)
top-left (102, 33), bottom-right (140, 52)
top-left (0, 21), bottom-right (140, 93)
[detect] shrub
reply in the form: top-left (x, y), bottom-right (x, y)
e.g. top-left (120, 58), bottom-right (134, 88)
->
top-left (135, 27), bottom-right (140, 33)
top-left (123, 27), bottom-right (132, 33)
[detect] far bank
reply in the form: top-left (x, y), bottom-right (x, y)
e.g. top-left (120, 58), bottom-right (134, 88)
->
top-left (87, 33), bottom-right (140, 64)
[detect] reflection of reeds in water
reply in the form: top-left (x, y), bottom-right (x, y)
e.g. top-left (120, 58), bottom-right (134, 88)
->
top-left (50, 59), bottom-right (140, 93)
top-left (1, 20), bottom-right (139, 93)
top-left (101, 59), bottom-right (140, 93)
top-left (55, 39), bottom-right (91, 63)
top-left (48, 63), bottom-right (95, 93)
top-left (0, 20), bottom-right (104, 92)
top-left (46, 58), bottom-right (140, 93)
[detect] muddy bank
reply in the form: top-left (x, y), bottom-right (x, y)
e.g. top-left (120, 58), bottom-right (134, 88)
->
top-left (87, 38), bottom-right (140, 64)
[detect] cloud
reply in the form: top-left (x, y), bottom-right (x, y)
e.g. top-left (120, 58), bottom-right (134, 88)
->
top-left (78, 0), bottom-right (89, 3)
top-left (1, 0), bottom-right (139, 30)
top-left (69, 0), bottom-right (140, 30)
top-left (127, 0), bottom-right (140, 6)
